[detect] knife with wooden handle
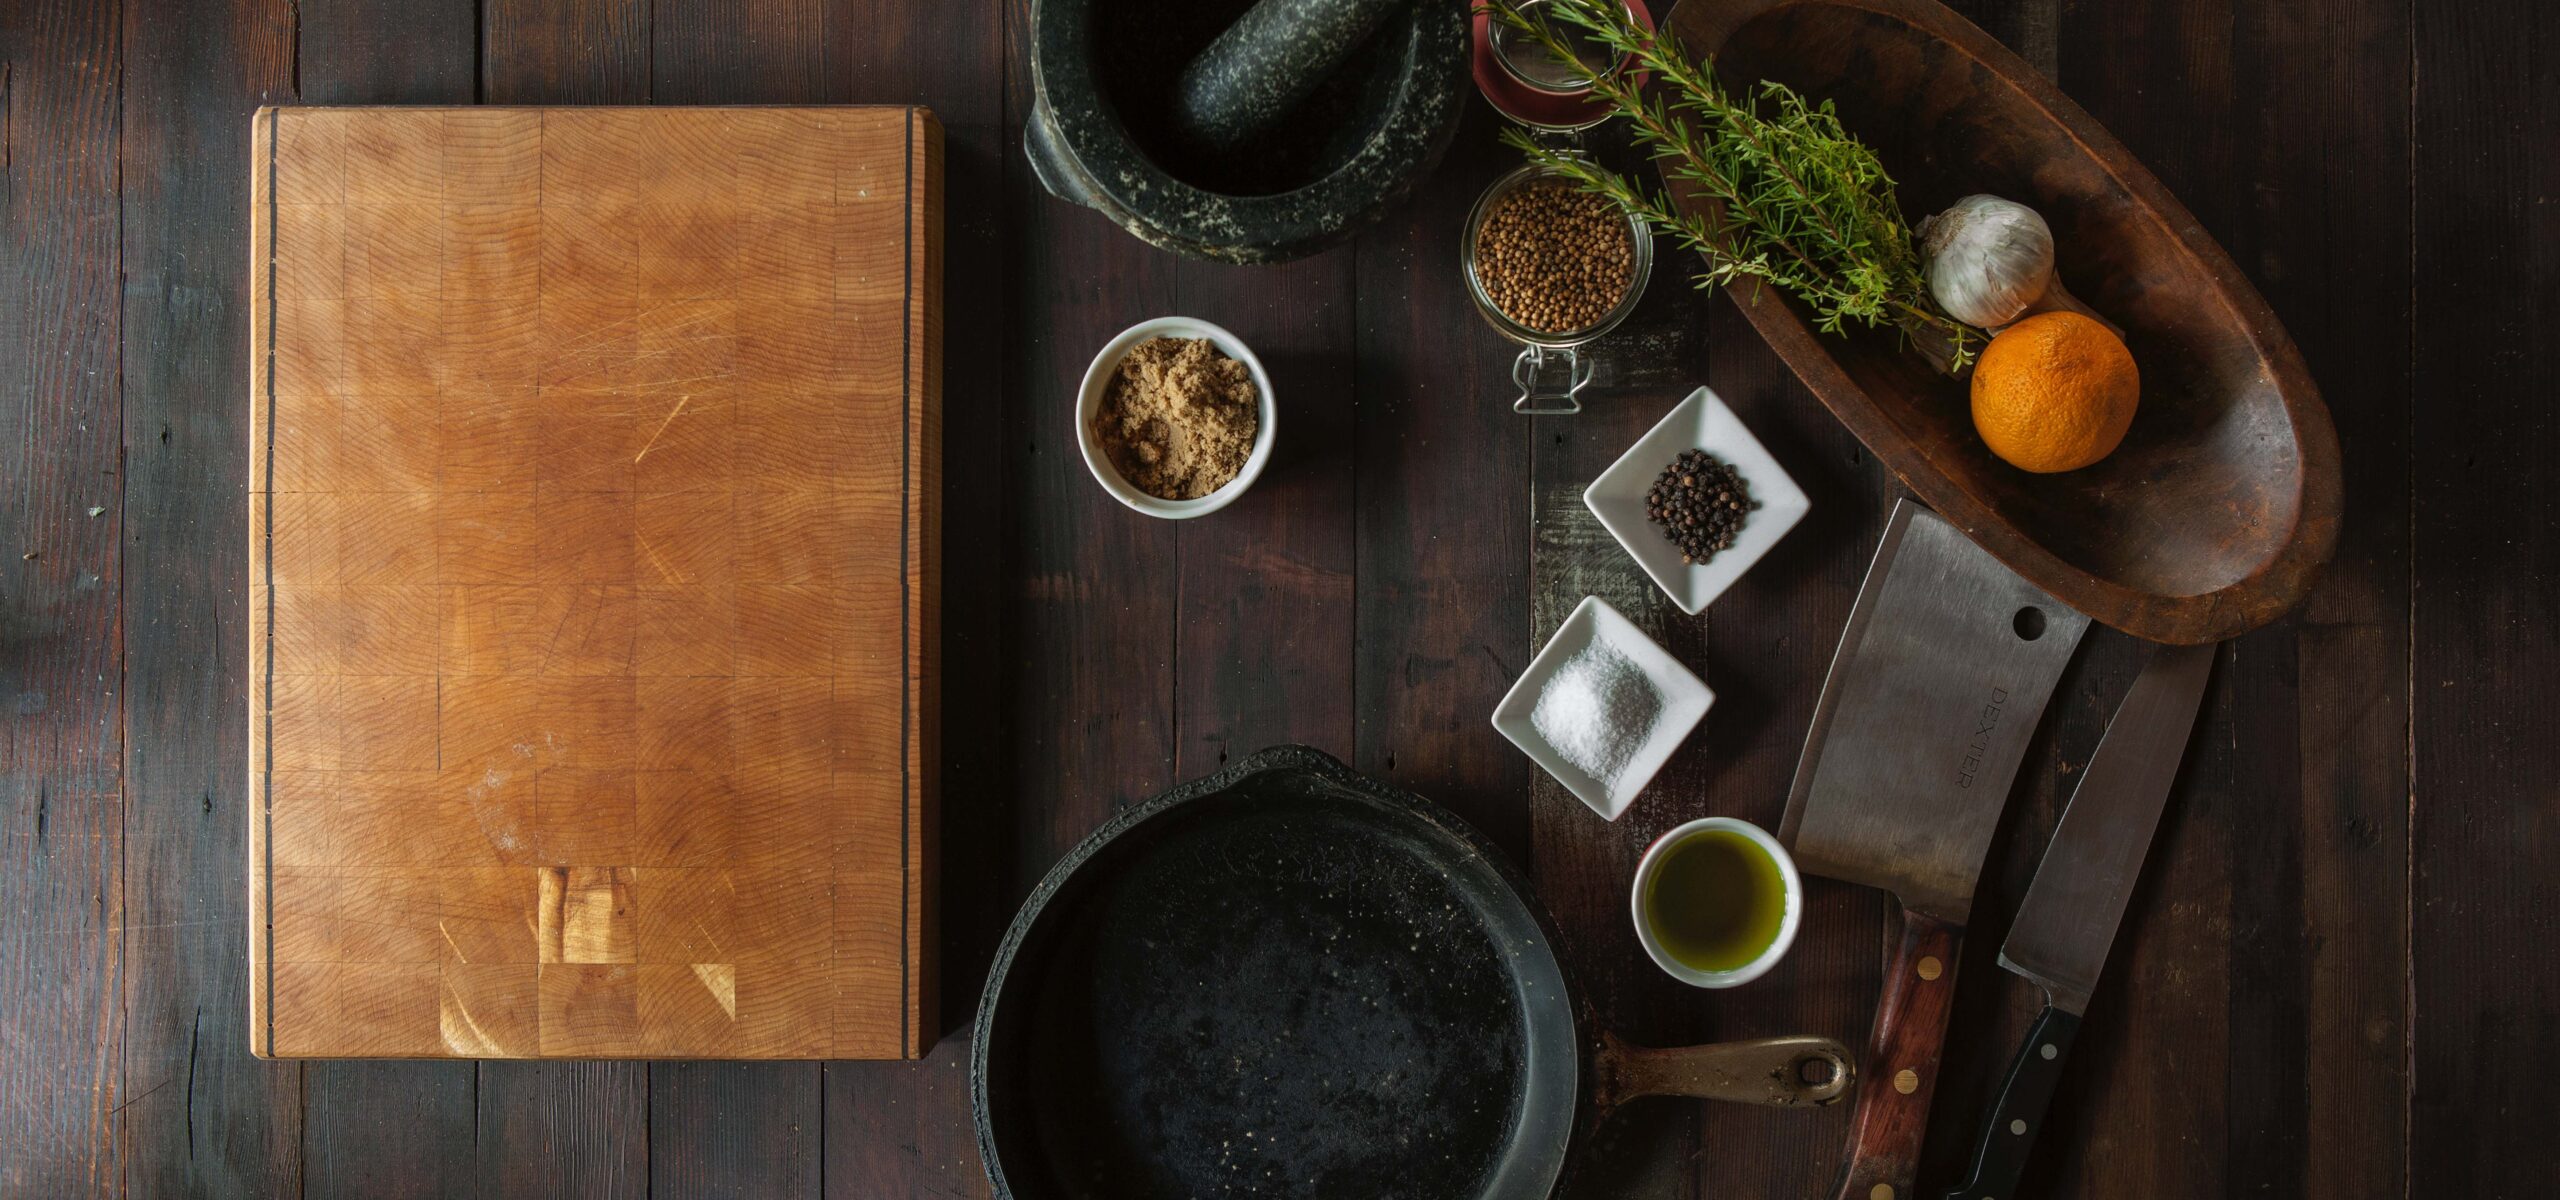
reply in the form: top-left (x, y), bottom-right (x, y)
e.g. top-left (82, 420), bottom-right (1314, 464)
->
top-left (1938, 640), bottom-right (2216, 1200)
top-left (1783, 502), bottom-right (2090, 1200)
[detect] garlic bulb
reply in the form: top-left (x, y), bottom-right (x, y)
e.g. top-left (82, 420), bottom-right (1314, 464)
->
top-left (1918, 194), bottom-right (2057, 328)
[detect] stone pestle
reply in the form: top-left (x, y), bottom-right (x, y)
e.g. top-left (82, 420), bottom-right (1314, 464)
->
top-left (1173, 0), bottom-right (1414, 148)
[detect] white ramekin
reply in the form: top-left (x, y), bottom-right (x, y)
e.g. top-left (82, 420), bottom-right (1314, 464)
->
top-left (1075, 317), bottom-right (1276, 519)
top-left (1629, 816), bottom-right (1804, 988)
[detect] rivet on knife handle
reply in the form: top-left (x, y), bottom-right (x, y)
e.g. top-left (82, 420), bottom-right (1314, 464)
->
top-left (1828, 910), bottom-right (1963, 1200)
top-left (1936, 1004), bottom-right (2080, 1200)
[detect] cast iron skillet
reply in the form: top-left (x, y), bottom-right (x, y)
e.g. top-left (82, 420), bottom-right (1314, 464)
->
top-left (973, 745), bottom-right (1851, 1200)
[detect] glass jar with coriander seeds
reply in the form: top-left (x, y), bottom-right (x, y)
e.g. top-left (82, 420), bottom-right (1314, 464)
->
top-left (1462, 162), bottom-right (1655, 415)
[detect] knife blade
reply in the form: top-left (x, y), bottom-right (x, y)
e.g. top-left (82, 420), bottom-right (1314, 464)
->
top-left (1938, 639), bottom-right (2216, 1200)
top-left (1784, 500), bottom-right (2090, 1200)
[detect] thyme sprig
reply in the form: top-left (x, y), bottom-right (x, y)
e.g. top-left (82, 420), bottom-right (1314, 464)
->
top-left (1485, 0), bottom-right (1983, 370)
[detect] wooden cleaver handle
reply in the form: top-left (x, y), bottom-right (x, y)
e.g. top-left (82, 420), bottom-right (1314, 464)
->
top-left (1829, 908), bottom-right (1963, 1200)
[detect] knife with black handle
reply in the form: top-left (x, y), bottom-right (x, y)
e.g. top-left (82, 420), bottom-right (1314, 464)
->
top-left (1939, 640), bottom-right (2216, 1200)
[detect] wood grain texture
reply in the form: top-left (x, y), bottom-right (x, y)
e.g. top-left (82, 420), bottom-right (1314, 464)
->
top-left (651, 1060), bottom-right (821, 1199)
top-left (1350, 103), bottom-right (1535, 856)
top-left (476, 1061), bottom-right (647, 1197)
top-left (280, 10), bottom-right (489, 1195)
top-left (469, 9), bottom-right (654, 1192)
top-left (304, 1059), bottom-right (477, 1199)
top-left (1171, 246), bottom-right (1358, 779)
top-left (117, 0), bottom-right (305, 1195)
top-left (299, 0), bottom-right (479, 103)
top-left (2411, 0), bottom-right (2556, 1196)
top-left (0, 1), bottom-right (126, 1194)
top-left (247, 106), bottom-right (940, 1061)
top-left (482, 0), bottom-right (652, 105)
top-left (1663, 0), bottom-right (2342, 646)
top-left (653, 0), bottom-right (829, 105)
top-left (0, 0), bottom-right (2535, 1194)
top-left (1832, 911), bottom-right (1963, 1200)
top-left (817, 4), bottom-right (1005, 1193)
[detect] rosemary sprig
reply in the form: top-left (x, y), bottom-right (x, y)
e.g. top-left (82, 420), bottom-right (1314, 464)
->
top-left (1484, 0), bottom-right (1983, 370)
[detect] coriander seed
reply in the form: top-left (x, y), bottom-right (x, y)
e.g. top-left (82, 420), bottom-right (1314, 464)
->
top-left (1475, 179), bottom-right (1636, 335)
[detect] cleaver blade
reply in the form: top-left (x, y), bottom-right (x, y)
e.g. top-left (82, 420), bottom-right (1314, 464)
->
top-left (1783, 499), bottom-right (2089, 1200)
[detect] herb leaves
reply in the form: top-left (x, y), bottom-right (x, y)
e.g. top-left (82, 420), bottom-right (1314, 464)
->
top-left (1487, 0), bottom-right (1985, 370)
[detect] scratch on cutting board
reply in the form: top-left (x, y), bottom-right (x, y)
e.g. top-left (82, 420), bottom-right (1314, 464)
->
top-left (636, 529), bottom-right (680, 584)
top-left (440, 987), bottom-right (504, 1056)
top-left (632, 394), bottom-right (692, 463)
top-left (438, 920), bottom-right (469, 962)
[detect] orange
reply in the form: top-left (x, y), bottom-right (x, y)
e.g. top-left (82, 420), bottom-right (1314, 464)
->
top-left (1969, 311), bottom-right (2139, 473)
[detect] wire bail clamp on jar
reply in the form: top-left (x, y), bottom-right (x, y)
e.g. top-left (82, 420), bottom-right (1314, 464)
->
top-left (1461, 159), bottom-right (1656, 417)
top-left (1466, 1), bottom-right (1658, 415)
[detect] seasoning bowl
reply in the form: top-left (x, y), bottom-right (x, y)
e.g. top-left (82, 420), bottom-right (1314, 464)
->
top-left (1076, 317), bottom-right (1277, 519)
top-left (1585, 387), bottom-right (1809, 615)
top-left (1490, 595), bottom-right (1713, 821)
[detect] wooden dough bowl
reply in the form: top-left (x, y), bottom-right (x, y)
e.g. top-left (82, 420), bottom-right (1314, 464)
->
top-left (1663, 0), bottom-right (2341, 644)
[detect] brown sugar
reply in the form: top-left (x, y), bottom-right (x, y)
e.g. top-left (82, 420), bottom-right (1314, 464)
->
top-left (1092, 336), bottom-right (1261, 500)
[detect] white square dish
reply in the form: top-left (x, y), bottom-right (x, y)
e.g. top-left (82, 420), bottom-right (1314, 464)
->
top-left (1585, 387), bottom-right (1810, 615)
top-left (1491, 596), bottom-right (1714, 821)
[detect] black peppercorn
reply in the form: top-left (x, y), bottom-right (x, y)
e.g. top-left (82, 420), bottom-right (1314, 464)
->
top-left (1645, 449), bottom-right (1754, 565)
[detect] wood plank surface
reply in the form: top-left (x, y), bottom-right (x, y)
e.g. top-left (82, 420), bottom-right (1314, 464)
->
top-left (1170, 246), bottom-right (1358, 780)
top-left (1351, 104), bottom-right (1534, 856)
top-left (0, 0), bottom-right (2548, 1195)
top-left (306, 1060), bottom-right (477, 1199)
top-left (2411, 1), bottom-right (2557, 1197)
top-left (117, 0), bottom-right (305, 1195)
top-left (0, 2), bottom-right (127, 1194)
top-left (2030, 4), bottom-right (2415, 1195)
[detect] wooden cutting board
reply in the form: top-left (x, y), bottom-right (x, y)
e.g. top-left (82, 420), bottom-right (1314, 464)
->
top-left (246, 107), bottom-right (941, 1060)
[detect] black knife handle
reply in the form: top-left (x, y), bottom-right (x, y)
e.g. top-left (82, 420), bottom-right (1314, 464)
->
top-left (1939, 1004), bottom-right (2082, 1200)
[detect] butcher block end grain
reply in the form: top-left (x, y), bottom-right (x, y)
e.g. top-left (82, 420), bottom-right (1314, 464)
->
top-left (246, 106), bottom-right (943, 1060)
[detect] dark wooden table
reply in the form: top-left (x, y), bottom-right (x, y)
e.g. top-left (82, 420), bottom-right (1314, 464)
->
top-left (2, 0), bottom-right (2547, 1196)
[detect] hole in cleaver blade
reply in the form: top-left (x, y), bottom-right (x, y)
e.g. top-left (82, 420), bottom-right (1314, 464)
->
top-left (1780, 499), bottom-right (2091, 922)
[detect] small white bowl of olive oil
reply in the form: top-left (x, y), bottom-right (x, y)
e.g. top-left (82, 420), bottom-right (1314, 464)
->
top-left (1630, 817), bottom-right (1802, 988)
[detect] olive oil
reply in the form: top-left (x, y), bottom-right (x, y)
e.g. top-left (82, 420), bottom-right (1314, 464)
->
top-left (1642, 829), bottom-right (1789, 972)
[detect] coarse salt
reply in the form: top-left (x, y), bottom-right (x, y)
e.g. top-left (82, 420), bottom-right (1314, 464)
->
top-left (1530, 635), bottom-right (1664, 791)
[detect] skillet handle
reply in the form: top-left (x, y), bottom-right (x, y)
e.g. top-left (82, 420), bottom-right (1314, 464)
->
top-left (1826, 908), bottom-right (1964, 1200)
top-left (1595, 1032), bottom-right (1854, 1110)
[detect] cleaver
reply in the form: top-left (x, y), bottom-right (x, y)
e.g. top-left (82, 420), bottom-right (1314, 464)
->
top-left (1782, 500), bottom-right (2089, 1200)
